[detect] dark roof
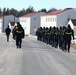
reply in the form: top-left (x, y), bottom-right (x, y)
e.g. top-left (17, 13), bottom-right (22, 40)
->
top-left (71, 19), bottom-right (76, 26)
top-left (0, 15), bottom-right (14, 19)
top-left (0, 15), bottom-right (8, 19)
top-left (42, 8), bottom-right (72, 16)
top-left (20, 12), bottom-right (40, 17)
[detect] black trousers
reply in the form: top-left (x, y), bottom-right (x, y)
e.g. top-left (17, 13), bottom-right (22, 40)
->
top-left (65, 40), bottom-right (71, 52)
top-left (16, 37), bottom-right (22, 47)
top-left (6, 35), bottom-right (10, 42)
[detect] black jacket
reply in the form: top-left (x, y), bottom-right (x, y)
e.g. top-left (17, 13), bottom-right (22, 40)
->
top-left (13, 26), bottom-right (25, 39)
top-left (65, 28), bottom-right (74, 41)
top-left (5, 27), bottom-right (11, 35)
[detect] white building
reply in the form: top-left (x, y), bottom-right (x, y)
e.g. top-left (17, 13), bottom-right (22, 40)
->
top-left (41, 8), bottom-right (76, 28)
top-left (0, 18), bottom-right (2, 33)
top-left (19, 12), bottom-right (45, 35)
top-left (68, 19), bottom-right (76, 36)
top-left (0, 15), bottom-right (19, 33)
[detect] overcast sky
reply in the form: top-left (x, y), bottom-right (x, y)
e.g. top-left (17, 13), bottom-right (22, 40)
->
top-left (0, 0), bottom-right (76, 11)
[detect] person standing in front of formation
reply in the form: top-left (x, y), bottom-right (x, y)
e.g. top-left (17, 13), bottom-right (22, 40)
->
top-left (65, 24), bottom-right (74, 53)
top-left (13, 22), bottom-right (25, 49)
top-left (5, 25), bottom-right (11, 42)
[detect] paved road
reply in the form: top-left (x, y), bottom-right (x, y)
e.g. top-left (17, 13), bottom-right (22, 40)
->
top-left (0, 34), bottom-right (76, 75)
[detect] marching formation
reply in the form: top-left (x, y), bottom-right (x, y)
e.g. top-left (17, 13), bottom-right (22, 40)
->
top-left (5, 22), bottom-right (74, 52)
top-left (36, 24), bottom-right (74, 53)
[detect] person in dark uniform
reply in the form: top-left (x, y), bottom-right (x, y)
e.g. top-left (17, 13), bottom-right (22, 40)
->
top-left (65, 24), bottom-right (74, 53)
top-left (13, 22), bottom-right (25, 49)
top-left (54, 27), bottom-right (59, 48)
top-left (5, 25), bottom-right (11, 42)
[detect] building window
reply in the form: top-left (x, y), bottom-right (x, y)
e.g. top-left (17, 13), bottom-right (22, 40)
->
top-left (53, 18), bottom-right (54, 21)
top-left (55, 18), bottom-right (56, 21)
top-left (46, 18), bottom-right (48, 22)
top-left (48, 18), bottom-right (49, 21)
top-left (68, 15), bottom-right (70, 21)
top-left (34, 18), bottom-right (36, 20)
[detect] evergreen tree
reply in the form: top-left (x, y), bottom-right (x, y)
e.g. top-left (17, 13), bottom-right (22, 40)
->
top-left (38, 8), bottom-right (47, 13)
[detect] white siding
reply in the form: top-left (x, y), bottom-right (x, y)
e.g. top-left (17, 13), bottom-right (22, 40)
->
top-left (68, 20), bottom-right (74, 29)
top-left (74, 26), bottom-right (76, 36)
top-left (30, 12), bottom-right (45, 34)
top-left (41, 8), bottom-right (76, 28)
top-left (0, 19), bottom-right (2, 33)
top-left (20, 17), bottom-right (30, 35)
top-left (2, 15), bottom-right (19, 32)
top-left (57, 9), bottom-right (76, 27)
top-left (30, 14), bottom-right (40, 34)
top-left (20, 12), bottom-right (45, 35)
top-left (41, 15), bottom-right (57, 28)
